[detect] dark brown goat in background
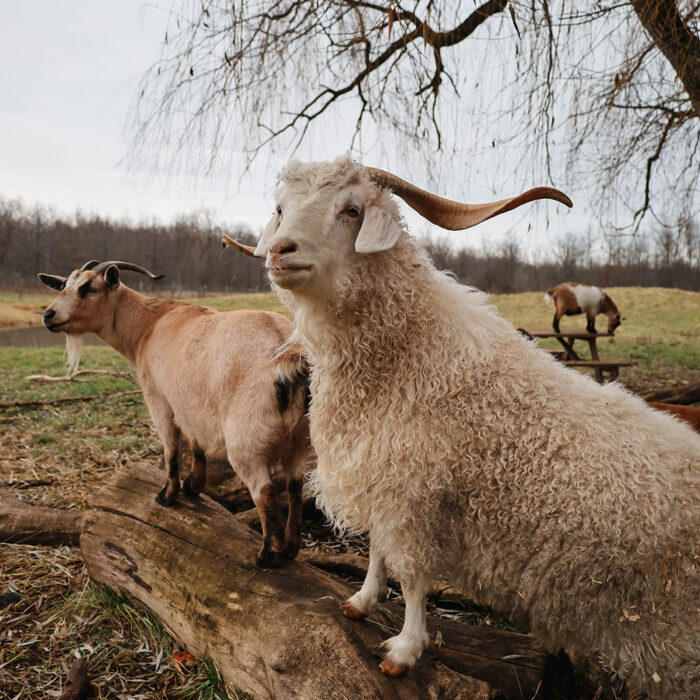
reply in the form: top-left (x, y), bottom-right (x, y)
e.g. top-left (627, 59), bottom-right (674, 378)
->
top-left (545, 282), bottom-right (623, 334)
top-left (39, 260), bottom-right (313, 567)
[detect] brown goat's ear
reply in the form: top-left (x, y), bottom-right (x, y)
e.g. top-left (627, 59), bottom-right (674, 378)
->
top-left (37, 273), bottom-right (66, 291)
top-left (103, 265), bottom-right (120, 289)
top-left (254, 215), bottom-right (279, 256)
top-left (355, 205), bottom-right (402, 254)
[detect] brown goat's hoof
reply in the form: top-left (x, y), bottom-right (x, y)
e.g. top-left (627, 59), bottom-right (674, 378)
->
top-left (340, 601), bottom-right (367, 620)
top-left (256, 549), bottom-right (284, 568)
top-left (155, 486), bottom-right (176, 506)
top-left (379, 659), bottom-right (407, 677)
top-left (182, 474), bottom-right (202, 498)
top-left (282, 543), bottom-right (300, 560)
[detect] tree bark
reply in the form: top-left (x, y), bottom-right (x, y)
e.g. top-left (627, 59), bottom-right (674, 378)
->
top-left (644, 379), bottom-right (700, 404)
top-left (0, 490), bottom-right (86, 546)
top-left (630, 0), bottom-right (700, 118)
top-left (80, 463), bottom-right (568, 699)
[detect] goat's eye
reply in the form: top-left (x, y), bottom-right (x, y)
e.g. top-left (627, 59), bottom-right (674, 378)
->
top-left (78, 282), bottom-right (91, 297)
top-left (276, 206), bottom-right (282, 216)
top-left (344, 205), bottom-right (360, 218)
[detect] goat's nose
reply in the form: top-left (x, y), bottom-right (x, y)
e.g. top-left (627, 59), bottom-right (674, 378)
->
top-left (269, 238), bottom-right (298, 256)
top-left (43, 309), bottom-right (56, 323)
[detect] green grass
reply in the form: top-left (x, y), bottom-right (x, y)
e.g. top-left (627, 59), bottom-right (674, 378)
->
top-left (1, 287), bottom-right (696, 697)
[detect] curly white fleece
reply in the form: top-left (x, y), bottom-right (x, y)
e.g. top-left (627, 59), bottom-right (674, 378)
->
top-left (273, 158), bottom-right (699, 699)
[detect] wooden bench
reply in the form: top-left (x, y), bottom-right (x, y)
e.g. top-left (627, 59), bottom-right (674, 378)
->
top-left (518, 328), bottom-right (634, 384)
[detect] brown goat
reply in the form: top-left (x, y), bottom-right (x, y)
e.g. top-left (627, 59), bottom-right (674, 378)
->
top-left (39, 260), bottom-right (313, 566)
top-left (545, 282), bottom-right (622, 334)
top-left (647, 402), bottom-right (700, 432)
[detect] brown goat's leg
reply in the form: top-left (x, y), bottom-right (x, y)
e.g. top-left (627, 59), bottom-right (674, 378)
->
top-left (283, 475), bottom-right (304, 560)
top-left (552, 312), bottom-right (561, 333)
top-left (183, 445), bottom-right (206, 498)
top-left (155, 426), bottom-right (181, 506)
top-left (251, 482), bottom-right (286, 568)
top-left (586, 312), bottom-right (597, 334)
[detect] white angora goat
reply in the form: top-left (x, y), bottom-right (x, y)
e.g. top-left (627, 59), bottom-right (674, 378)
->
top-left (224, 157), bottom-right (699, 698)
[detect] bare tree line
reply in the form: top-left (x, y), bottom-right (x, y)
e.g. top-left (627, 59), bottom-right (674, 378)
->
top-left (1, 197), bottom-right (698, 295)
top-left (0, 199), bottom-right (266, 294)
top-left (422, 220), bottom-right (700, 292)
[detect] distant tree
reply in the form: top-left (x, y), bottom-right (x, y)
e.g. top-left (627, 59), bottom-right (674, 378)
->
top-left (133, 1), bottom-right (700, 231)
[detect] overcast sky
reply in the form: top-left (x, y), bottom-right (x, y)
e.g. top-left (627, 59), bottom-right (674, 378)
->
top-left (0, 1), bottom-right (584, 255)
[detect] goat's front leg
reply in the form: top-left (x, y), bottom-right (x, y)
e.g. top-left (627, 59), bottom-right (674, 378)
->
top-left (183, 444), bottom-right (206, 497)
top-left (155, 425), bottom-right (181, 506)
top-left (586, 312), bottom-right (597, 334)
top-left (283, 474), bottom-right (304, 560)
top-left (379, 575), bottom-right (431, 676)
top-left (340, 541), bottom-right (388, 620)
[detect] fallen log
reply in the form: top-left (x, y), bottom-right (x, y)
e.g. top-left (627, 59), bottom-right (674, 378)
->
top-left (0, 490), bottom-right (86, 546)
top-left (644, 379), bottom-right (700, 405)
top-left (80, 463), bottom-right (570, 699)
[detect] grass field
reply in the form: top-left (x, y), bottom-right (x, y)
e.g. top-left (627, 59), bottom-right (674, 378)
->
top-left (1, 286), bottom-right (697, 698)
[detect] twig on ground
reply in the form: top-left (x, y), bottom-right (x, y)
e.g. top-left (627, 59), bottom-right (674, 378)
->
top-left (26, 369), bottom-right (135, 383)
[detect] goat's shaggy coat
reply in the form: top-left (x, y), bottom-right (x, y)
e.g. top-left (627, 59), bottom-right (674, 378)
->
top-left (260, 158), bottom-right (699, 698)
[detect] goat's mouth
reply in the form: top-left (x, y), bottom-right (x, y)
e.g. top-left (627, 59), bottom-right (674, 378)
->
top-left (44, 320), bottom-right (69, 332)
top-left (267, 263), bottom-right (312, 277)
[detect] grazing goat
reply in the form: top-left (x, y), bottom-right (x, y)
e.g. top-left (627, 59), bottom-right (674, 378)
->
top-left (545, 282), bottom-right (622, 334)
top-left (224, 157), bottom-right (700, 698)
top-left (39, 260), bottom-right (312, 566)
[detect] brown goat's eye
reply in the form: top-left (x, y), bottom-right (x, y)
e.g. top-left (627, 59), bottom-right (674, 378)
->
top-left (78, 282), bottom-right (92, 297)
top-left (344, 206), bottom-right (360, 218)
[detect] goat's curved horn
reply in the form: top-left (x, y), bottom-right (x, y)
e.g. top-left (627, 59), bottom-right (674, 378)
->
top-left (364, 167), bottom-right (573, 230)
top-left (221, 234), bottom-right (265, 259)
top-left (92, 261), bottom-right (164, 280)
top-left (80, 259), bottom-right (100, 271)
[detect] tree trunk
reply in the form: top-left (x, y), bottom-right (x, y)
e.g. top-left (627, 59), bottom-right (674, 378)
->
top-left (80, 463), bottom-right (567, 699)
top-left (0, 490), bottom-right (86, 546)
top-left (630, 0), bottom-right (700, 118)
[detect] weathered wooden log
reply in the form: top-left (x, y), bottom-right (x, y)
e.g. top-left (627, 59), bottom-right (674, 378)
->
top-left (644, 379), bottom-right (700, 405)
top-left (0, 490), bottom-right (86, 546)
top-left (80, 463), bottom-right (567, 699)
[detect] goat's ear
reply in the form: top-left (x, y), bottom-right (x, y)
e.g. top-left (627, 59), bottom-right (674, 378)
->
top-left (254, 215), bottom-right (278, 256)
top-left (37, 273), bottom-right (66, 291)
top-left (103, 265), bottom-right (120, 289)
top-left (355, 205), bottom-right (402, 254)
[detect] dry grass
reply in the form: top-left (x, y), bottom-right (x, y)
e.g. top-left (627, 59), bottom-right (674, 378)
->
top-left (1, 287), bottom-right (696, 697)
top-left (0, 543), bottom-right (243, 699)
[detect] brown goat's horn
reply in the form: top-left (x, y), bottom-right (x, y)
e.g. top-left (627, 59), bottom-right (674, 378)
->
top-left (93, 261), bottom-right (164, 280)
top-left (81, 260), bottom-right (100, 271)
top-left (221, 234), bottom-right (264, 258)
top-left (364, 167), bottom-right (572, 230)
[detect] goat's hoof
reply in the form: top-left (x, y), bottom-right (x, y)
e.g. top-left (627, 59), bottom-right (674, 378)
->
top-left (155, 486), bottom-right (176, 506)
top-left (256, 549), bottom-right (284, 568)
top-left (379, 659), bottom-right (408, 677)
top-left (182, 475), bottom-right (202, 498)
top-left (282, 542), bottom-right (300, 560)
top-left (340, 600), bottom-right (367, 620)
